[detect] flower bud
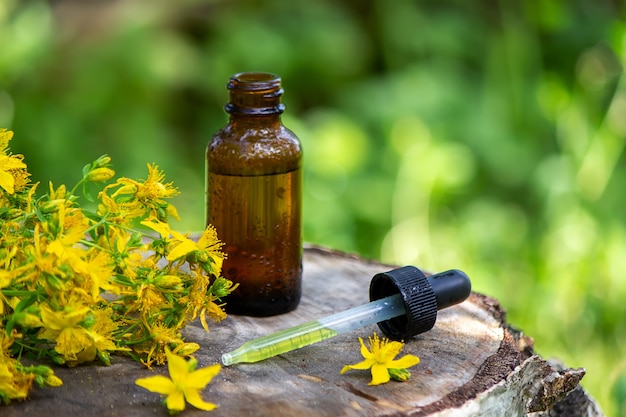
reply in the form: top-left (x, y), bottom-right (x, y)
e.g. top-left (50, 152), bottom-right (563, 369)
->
top-left (388, 368), bottom-right (411, 382)
top-left (44, 373), bottom-right (63, 387)
top-left (93, 155), bottom-right (112, 168)
top-left (15, 312), bottom-right (43, 328)
top-left (49, 183), bottom-right (67, 199)
top-left (40, 199), bottom-right (65, 213)
top-left (1, 208), bottom-right (23, 220)
top-left (85, 167), bottom-right (115, 183)
top-left (176, 342), bottom-right (200, 357)
top-left (154, 274), bottom-right (182, 290)
top-left (34, 366), bottom-right (63, 387)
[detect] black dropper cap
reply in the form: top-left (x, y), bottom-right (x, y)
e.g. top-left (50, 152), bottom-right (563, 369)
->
top-left (369, 266), bottom-right (471, 340)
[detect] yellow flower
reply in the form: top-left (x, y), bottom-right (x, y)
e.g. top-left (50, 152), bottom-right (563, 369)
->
top-left (0, 129), bottom-right (28, 195)
top-left (0, 334), bottom-right (62, 403)
top-left (182, 225), bottom-right (225, 274)
top-left (199, 300), bottom-right (227, 332)
top-left (135, 348), bottom-right (220, 413)
top-left (100, 229), bottom-right (145, 279)
top-left (38, 304), bottom-right (96, 366)
top-left (83, 250), bottom-right (117, 301)
top-left (340, 332), bottom-right (420, 385)
top-left (103, 163), bottom-right (180, 222)
top-left (0, 358), bottom-right (34, 403)
top-left (86, 307), bottom-right (128, 365)
top-left (142, 220), bottom-right (225, 273)
top-left (134, 164), bottom-right (179, 201)
top-left (134, 323), bottom-right (194, 368)
top-left (136, 283), bottom-right (167, 314)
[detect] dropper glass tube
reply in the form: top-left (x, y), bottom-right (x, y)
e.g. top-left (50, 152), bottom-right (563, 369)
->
top-left (222, 293), bottom-right (405, 366)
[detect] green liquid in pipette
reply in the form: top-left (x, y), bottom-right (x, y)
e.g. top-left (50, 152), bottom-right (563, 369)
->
top-left (222, 321), bottom-right (339, 365)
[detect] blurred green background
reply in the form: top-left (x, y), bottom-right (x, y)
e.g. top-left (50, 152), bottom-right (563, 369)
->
top-left (2, 0), bottom-right (625, 414)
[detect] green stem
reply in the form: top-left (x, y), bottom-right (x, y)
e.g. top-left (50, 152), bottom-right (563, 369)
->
top-left (69, 177), bottom-right (87, 197)
top-left (1, 290), bottom-right (37, 297)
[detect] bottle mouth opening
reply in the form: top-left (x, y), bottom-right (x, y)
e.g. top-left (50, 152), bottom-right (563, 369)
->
top-left (226, 72), bottom-right (284, 115)
top-left (228, 72), bottom-right (282, 92)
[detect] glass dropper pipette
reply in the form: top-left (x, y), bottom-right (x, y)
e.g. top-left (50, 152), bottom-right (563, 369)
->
top-left (222, 267), bottom-right (471, 366)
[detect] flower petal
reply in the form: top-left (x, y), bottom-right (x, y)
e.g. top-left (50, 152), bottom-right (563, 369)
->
top-left (186, 364), bottom-right (221, 389)
top-left (359, 337), bottom-right (373, 359)
top-left (141, 220), bottom-right (171, 237)
top-left (0, 169), bottom-right (15, 194)
top-left (167, 239), bottom-right (197, 261)
top-left (165, 390), bottom-right (186, 412)
top-left (135, 375), bottom-right (176, 395)
top-left (0, 128), bottom-right (14, 148)
top-left (165, 349), bottom-right (190, 383)
top-left (340, 358), bottom-right (375, 373)
top-left (388, 354), bottom-right (420, 370)
top-left (369, 363), bottom-right (391, 385)
top-left (184, 388), bottom-right (218, 411)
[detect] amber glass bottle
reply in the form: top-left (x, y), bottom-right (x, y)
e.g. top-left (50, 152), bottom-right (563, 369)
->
top-left (206, 72), bottom-right (302, 316)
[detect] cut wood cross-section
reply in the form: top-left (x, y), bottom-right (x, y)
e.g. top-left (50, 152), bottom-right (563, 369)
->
top-left (5, 246), bottom-right (604, 417)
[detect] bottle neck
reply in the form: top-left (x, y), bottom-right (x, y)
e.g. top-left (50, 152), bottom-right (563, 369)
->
top-left (225, 72), bottom-right (285, 117)
top-left (227, 114), bottom-right (282, 128)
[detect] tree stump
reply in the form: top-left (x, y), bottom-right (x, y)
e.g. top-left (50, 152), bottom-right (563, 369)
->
top-left (5, 246), bottom-right (604, 416)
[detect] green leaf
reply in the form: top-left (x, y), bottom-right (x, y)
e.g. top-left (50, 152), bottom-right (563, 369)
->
top-left (82, 182), bottom-right (95, 202)
top-left (82, 162), bottom-right (92, 178)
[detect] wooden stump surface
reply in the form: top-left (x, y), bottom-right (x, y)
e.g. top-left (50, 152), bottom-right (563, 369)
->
top-left (5, 246), bottom-right (603, 417)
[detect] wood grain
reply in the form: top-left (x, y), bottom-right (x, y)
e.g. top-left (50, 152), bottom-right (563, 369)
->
top-left (4, 246), bottom-right (602, 417)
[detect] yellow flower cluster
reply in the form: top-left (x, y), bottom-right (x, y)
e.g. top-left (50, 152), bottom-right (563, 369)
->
top-left (0, 129), bottom-right (235, 404)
